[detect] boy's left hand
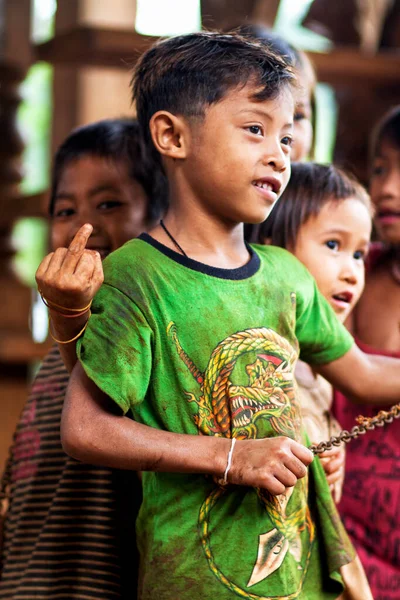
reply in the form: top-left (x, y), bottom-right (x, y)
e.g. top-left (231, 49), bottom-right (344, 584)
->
top-left (317, 445), bottom-right (345, 504)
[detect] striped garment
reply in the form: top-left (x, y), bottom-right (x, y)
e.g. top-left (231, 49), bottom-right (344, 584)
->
top-left (0, 345), bottom-right (140, 600)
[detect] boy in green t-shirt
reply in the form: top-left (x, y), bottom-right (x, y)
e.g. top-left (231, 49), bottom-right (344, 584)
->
top-left (60, 33), bottom-right (397, 599)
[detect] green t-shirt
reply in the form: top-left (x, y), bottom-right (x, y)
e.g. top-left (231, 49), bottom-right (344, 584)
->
top-left (78, 235), bottom-right (355, 600)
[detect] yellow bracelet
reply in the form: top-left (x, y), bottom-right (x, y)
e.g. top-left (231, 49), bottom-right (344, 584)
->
top-left (48, 311), bottom-right (91, 344)
top-left (39, 289), bottom-right (92, 313)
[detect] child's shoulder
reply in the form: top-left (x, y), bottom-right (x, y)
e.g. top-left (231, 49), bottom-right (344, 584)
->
top-left (100, 236), bottom-right (160, 297)
top-left (252, 243), bottom-right (312, 276)
top-left (102, 236), bottom-right (155, 273)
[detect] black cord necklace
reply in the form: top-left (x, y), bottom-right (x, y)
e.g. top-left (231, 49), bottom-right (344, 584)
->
top-left (159, 219), bottom-right (188, 258)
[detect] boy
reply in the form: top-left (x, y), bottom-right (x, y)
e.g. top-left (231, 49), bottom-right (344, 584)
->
top-left (62, 33), bottom-right (399, 599)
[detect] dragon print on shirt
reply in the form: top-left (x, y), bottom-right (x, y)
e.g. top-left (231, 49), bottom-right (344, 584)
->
top-left (167, 323), bottom-right (316, 599)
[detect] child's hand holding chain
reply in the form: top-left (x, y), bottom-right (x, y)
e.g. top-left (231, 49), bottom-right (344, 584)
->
top-left (225, 436), bottom-right (313, 496)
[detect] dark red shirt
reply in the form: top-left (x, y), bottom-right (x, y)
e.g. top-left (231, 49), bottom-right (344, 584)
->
top-left (333, 244), bottom-right (400, 600)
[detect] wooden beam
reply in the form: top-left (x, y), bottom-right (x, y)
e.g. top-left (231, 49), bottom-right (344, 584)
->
top-left (201, 0), bottom-right (259, 29)
top-left (308, 48), bottom-right (400, 85)
top-left (36, 27), bottom-right (155, 69)
top-left (0, 330), bottom-right (52, 363)
top-left (36, 26), bottom-right (400, 86)
top-left (0, 192), bottom-right (47, 225)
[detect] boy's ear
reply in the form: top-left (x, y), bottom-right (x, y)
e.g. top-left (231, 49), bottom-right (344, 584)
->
top-left (149, 111), bottom-right (189, 160)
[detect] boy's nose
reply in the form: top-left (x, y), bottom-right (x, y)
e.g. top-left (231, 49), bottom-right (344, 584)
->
top-left (261, 143), bottom-right (287, 172)
top-left (265, 153), bottom-right (287, 173)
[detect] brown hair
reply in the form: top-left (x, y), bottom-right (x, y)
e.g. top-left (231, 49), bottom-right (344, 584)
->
top-left (131, 31), bottom-right (296, 161)
top-left (259, 162), bottom-right (372, 248)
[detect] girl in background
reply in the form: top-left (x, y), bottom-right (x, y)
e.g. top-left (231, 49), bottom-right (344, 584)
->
top-left (259, 162), bottom-right (372, 503)
top-left (259, 160), bottom-right (373, 596)
top-left (334, 106), bottom-right (400, 600)
top-left (0, 119), bottom-right (166, 600)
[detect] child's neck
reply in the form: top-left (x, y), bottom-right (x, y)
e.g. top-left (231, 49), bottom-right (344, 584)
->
top-left (150, 202), bottom-right (251, 270)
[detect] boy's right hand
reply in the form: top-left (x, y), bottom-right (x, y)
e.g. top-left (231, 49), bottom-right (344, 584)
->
top-left (36, 224), bottom-right (104, 310)
top-left (229, 436), bottom-right (313, 495)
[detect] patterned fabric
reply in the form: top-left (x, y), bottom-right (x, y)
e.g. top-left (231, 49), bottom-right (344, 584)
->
top-left (0, 345), bottom-right (140, 600)
top-left (333, 242), bottom-right (400, 600)
top-left (78, 235), bottom-right (356, 600)
top-left (334, 339), bottom-right (400, 600)
top-left (295, 363), bottom-right (373, 599)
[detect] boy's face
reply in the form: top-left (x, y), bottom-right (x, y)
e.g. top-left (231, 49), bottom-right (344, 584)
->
top-left (51, 156), bottom-right (148, 257)
top-left (181, 83), bottom-right (293, 225)
top-left (293, 198), bottom-right (371, 323)
top-left (370, 140), bottom-right (400, 244)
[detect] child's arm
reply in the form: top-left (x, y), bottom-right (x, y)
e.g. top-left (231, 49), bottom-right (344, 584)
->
top-left (36, 225), bottom-right (103, 373)
top-left (316, 344), bottom-right (400, 405)
top-left (61, 363), bottom-right (314, 495)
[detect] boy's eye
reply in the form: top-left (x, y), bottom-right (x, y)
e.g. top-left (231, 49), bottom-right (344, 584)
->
top-left (98, 199), bottom-right (123, 211)
top-left (294, 112), bottom-right (305, 122)
top-left (54, 207), bottom-right (75, 218)
top-left (247, 125), bottom-right (263, 136)
top-left (281, 136), bottom-right (293, 147)
top-left (326, 240), bottom-right (339, 251)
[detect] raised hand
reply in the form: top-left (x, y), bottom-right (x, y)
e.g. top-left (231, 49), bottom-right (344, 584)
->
top-left (36, 224), bottom-right (104, 310)
top-left (228, 436), bottom-right (313, 495)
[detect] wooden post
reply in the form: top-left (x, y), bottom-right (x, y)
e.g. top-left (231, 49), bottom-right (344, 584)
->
top-left (0, 0), bottom-right (33, 468)
top-left (0, 0), bottom-right (32, 339)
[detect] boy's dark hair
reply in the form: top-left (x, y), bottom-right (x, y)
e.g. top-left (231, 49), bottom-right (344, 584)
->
top-left (370, 105), bottom-right (400, 164)
top-left (49, 118), bottom-right (167, 223)
top-left (131, 31), bottom-right (296, 158)
top-left (230, 24), bottom-right (300, 70)
top-left (259, 162), bottom-right (372, 249)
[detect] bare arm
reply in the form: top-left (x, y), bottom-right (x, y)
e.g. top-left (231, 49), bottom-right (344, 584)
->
top-left (35, 224), bottom-right (104, 372)
top-left (316, 343), bottom-right (400, 405)
top-left (61, 363), bottom-right (314, 495)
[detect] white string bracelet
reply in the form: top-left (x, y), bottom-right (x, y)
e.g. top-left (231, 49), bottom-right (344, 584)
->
top-left (220, 438), bottom-right (236, 486)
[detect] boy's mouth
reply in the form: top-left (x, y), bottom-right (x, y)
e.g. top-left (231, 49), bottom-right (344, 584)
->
top-left (252, 177), bottom-right (281, 202)
top-left (331, 291), bottom-right (353, 310)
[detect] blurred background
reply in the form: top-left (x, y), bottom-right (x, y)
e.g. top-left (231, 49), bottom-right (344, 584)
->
top-left (0, 0), bottom-right (399, 466)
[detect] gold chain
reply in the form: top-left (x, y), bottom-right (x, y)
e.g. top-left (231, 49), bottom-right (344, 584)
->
top-left (309, 403), bottom-right (400, 455)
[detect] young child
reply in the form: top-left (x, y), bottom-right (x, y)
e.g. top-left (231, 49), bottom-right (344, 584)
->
top-left (59, 33), bottom-right (400, 599)
top-left (0, 119), bottom-right (166, 599)
top-left (259, 162), bottom-right (372, 506)
top-left (334, 107), bottom-right (400, 599)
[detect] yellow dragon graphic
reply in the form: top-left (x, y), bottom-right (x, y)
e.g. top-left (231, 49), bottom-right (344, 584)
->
top-left (167, 322), bottom-right (315, 599)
